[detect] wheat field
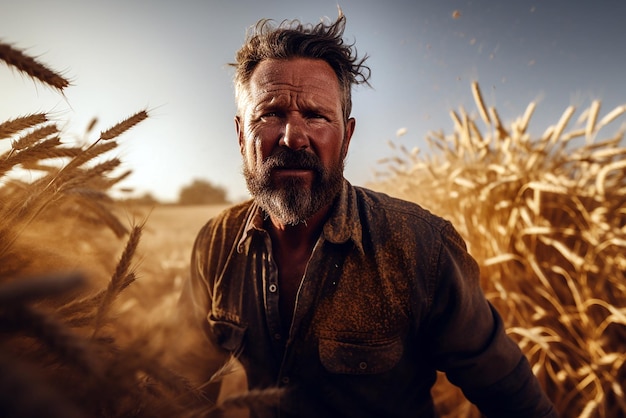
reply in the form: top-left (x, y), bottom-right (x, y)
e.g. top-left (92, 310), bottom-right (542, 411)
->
top-left (1, 42), bottom-right (624, 417)
top-left (373, 82), bottom-right (626, 417)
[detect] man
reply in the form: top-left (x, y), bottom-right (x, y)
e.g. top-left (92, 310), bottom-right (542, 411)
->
top-left (179, 12), bottom-right (558, 418)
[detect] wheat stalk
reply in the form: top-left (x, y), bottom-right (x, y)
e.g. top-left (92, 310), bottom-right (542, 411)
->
top-left (10, 124), bottom-right (59, 151)
top-left (0, 43), bottom-right (70, 91)
top-left (91, 225), bottom-right (142, 336)
top-left (0, 136), bottom-right (63, 175)
top-left (99, 110), bottom-right (149, 141)
top-left (0, 113), bottom-right (49, 139)
top-left (374, 83), bottom-right (626, 417)
top-left (0, 38), bottom-right (211, 418)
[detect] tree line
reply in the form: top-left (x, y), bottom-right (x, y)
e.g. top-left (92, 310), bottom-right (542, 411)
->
top-left (121, 179), bottom-right (230, 206)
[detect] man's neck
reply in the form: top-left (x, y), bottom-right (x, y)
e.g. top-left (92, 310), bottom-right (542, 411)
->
top-left (266, 203), bottom-right (331, 250)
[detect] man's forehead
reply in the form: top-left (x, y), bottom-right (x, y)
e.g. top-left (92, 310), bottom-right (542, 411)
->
top-left (250, 58), bottom-right (339, 90)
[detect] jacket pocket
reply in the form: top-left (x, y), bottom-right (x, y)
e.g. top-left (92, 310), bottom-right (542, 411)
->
top-left (207, 313), bottom-right (246, 353)
top-left (319, 334), bottom-right (404, 375)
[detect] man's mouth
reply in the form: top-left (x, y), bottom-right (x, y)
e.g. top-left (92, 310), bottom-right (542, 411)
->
top-left (271, 167), bottom-right (314, 178)
top-left (273, 167), bottom-right (312, 172)
top-left (275, 165), bottom-right (310, 170)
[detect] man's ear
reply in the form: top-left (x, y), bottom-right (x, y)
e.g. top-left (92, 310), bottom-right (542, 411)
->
top-left (235, 115), bottom-right (244, 154)
top-left (342, 117), bottom-right (356, 159)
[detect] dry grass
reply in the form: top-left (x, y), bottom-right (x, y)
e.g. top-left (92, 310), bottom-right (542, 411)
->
top-left (373, 81), bottom-right (626, 418)
top-left (0, 42), bottom-right (282, 417)
top-left (0, 87), bottom-right (204, 415)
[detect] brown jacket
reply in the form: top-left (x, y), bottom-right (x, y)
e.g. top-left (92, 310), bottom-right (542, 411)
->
top-left (180, 180), bottom-right (557, 417)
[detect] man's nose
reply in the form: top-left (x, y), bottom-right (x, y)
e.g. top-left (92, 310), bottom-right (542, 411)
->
top-left (281, 115), bottom-right (309, 150)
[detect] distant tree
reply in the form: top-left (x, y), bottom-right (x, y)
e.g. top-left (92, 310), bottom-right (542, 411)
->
top-left (178, 179), bottom-right (228, 205)
top-left (119, 192), bottom-right (160, 206)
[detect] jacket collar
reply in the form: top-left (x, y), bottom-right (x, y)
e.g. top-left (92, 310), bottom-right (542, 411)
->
top-left (322, 179), bottom-right (364, 253)
top-left (236, 179), bottom-right (363, 254)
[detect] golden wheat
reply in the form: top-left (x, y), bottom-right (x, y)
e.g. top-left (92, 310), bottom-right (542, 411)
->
top-left (92, 225), bottom-right (142, 337)
top-left (373, 81), bottom-right (626, 418)
top-left (0, 39), bottom-right (275, 418)
top-left (99, 110), bottom-right (149, 141)
top-left (0, 43), bottom-right (70, 91)
top-left (9, 123), bottom-right (58, 151)
top-left (0, 113), bottom-right (49, 139)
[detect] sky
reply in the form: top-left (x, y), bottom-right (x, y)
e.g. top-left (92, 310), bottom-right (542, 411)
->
top-left (2, 0), bottom-right (626, 202)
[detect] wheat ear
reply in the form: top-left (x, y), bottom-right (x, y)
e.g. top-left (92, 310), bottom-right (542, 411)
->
top-left (0, 113), bottom-right (48, 139)
top-left (99, 110), bottom-right (148, 141)
top-left (91, 224), bottom-right (142, 336)
top-left (0, 136), bottom-right (62, 176)
top-left (11, 124), bottom-right (59, 151)
top-left (0, 43), bottom-right (70, 91)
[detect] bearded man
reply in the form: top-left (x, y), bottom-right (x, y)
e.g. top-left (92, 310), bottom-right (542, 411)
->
top-left (178, 12), bottom-right (558, 418)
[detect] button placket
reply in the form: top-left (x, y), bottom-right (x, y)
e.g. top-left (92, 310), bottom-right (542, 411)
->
top-left (262, 232), bottom-right (284, 355)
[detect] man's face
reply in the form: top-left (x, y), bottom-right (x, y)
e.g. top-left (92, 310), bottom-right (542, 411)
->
top-left (235, 58), bottom-right (355, 225)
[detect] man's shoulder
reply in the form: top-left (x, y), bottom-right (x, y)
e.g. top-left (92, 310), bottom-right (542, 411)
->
top-left (195, 199), bottom-right (255, 242)
top-left (352, 185), bottom-right (449, 230)
top-left (349, 185), bottom-right (468, 257)
top-left (210, 199), bottom-right (255, 224)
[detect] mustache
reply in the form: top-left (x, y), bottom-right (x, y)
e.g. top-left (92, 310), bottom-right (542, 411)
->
top-left (264, 148), bottom-right (323, 171)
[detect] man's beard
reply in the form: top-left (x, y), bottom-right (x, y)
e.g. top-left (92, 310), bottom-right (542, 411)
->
top-left (243, 148), bottom-right (344, 226)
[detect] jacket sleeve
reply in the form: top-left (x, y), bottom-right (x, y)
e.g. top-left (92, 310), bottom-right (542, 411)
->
top-left (172, 221), bottom-right (230, 391)
top-left (426, 223), bottom-right (558, 417)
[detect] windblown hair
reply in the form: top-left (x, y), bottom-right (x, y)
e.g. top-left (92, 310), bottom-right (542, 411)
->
top-left (231, 12), bottom-right (371, 121)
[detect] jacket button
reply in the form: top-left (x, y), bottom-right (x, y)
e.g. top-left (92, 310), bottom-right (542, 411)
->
top-left (269, 284), bottom-right (277, 292)
top-left (281, 377), bottom-right (290, 384)
top-left (359, 362), bottom-right (368, 370)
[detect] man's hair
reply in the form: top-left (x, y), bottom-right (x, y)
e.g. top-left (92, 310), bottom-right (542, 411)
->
top-left (231, 11), bottom-right (370, 121)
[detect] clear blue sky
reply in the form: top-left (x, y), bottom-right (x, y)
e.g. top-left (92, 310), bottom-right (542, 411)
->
top-left (2, 0), bottom-right (626, 202)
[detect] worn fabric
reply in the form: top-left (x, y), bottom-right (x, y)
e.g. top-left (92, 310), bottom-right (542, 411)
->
top-left (181, 179), bottom-right (557, 418)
